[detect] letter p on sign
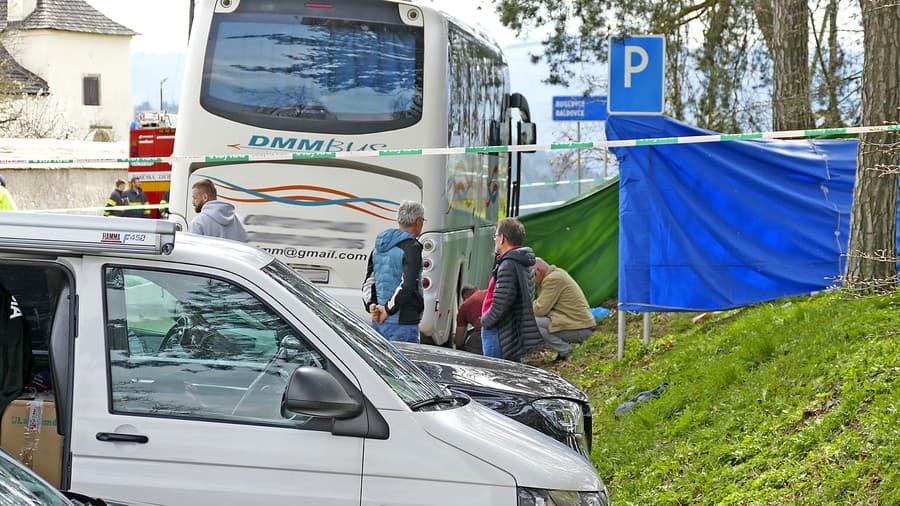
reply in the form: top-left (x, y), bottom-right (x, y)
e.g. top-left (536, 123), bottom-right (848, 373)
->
top-left (608, 35), bottom-right (665, 114)
top-left (624, 46), bottom-right (649, 88)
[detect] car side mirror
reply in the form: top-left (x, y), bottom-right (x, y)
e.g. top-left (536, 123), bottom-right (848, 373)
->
top-left (279, 335), bottom-right (302, 359)
top-left (282, 367), bottom-right (362, 419)
top-left (280, 335), bottom-right (301, 350)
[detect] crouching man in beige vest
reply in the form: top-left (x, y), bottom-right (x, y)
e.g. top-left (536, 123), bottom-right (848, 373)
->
top-left (533, 258), bottom-right (596, 361)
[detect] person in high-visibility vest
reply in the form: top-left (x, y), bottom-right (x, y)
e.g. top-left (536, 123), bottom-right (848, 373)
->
top-left (158, 190), bottom-right (170, 219)
top-left (0, 175), bottom-right (17, 212)
top-left (104, 179), bottom-right (129, 217)
top-left (123, 176), bottom-right (151, 218)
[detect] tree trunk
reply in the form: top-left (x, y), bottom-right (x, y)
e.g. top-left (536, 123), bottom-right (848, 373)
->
top-left (698, 0), bottom-right (732, 130)
top-left (844, 0), bottom-right (900, 291)
top-left (771, 0), bottom-right (814, 130)
top-left (825, 0), bottom-right (842, 126)
top-left (752, 0), bottom-right (774, 52)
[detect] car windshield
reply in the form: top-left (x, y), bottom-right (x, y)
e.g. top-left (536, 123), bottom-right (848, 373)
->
top-left (264, 260), bottom-right (442, 405)
top-left (0, 451), bottom-right (69, 506)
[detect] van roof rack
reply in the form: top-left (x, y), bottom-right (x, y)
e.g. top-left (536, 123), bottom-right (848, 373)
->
top-left (0, 213), bottom-right (176, 256)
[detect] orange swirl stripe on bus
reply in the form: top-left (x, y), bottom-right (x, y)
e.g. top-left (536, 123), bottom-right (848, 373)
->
top-left (218, 192), bottom-right (396, 221)
top-left (215, 183), bottom-right (397, 213)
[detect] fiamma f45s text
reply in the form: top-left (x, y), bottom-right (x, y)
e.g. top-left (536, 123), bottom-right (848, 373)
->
top-left (0, 213), bottom-right (176, 255)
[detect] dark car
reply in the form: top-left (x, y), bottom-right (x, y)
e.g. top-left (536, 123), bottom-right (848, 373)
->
top-left (394, 342), bottom-right (592, 458)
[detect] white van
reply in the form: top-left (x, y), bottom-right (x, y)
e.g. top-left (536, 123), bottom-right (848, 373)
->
top-left (0, 213), bottom-right (608, 505)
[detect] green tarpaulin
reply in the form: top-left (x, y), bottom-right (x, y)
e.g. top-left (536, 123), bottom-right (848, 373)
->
top-left (520, 177), bottom-right (619, 307)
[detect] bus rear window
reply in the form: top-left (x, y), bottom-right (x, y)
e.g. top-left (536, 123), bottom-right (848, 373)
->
top-left (201, 13), bottom-right (423, 134)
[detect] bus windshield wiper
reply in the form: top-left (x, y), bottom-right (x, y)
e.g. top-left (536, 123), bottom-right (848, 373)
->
top-left (409, 393), bottom-right (468, 411)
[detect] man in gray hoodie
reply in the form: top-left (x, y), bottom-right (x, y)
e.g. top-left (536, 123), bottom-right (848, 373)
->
top-left (188, 178), bottom-right (248, 242)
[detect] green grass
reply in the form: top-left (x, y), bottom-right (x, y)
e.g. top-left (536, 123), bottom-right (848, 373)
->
top-left (526, 292), bottom-right (899, 505)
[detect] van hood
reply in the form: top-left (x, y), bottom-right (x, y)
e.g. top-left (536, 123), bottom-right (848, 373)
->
top-left (419, 401), bottom-right (601, 491)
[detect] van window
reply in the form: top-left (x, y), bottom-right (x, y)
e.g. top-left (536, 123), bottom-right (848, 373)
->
top-left (263, 260), bottom-right (442, 405)
top-left (103, 267), bottom-right (325, 427)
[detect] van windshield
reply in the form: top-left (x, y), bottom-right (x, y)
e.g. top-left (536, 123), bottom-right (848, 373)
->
top-left (264, 260), bottom-right (441, 405)
top-left (201, 11), bottom-right (423, 134)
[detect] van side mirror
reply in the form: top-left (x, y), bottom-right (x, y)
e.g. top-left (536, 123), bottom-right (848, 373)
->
top-left (282, 367), bottom-right (362, 419)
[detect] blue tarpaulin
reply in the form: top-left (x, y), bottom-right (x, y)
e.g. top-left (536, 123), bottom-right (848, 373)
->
top-left (607, 115), bottom-right (899, 312)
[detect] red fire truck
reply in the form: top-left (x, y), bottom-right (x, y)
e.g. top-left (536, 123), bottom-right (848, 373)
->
top-left (128, 112), bottom-right (176, 219)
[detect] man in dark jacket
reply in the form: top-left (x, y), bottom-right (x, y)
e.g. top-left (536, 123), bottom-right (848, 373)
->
top-left (104, 179), bottom-right (129, 217)
top-left (362, 201), bottom-right (425, 343)
top-left (481, 218), bottom-right (541, 361)
top-left (0, 283), bottom-right (29, 411)
top-left (123, 176), bottom-right (151, 218)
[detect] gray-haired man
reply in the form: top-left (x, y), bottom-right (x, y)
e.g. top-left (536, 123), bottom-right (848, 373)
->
top-left (362, 201), bottom-right (425, 342)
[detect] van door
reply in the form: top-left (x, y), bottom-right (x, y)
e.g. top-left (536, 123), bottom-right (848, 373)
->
top-left (68, 259), bottom-right (363, 505)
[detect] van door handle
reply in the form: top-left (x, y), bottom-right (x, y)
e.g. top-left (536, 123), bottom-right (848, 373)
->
top-left (96, 432), bottom-right (149, 444)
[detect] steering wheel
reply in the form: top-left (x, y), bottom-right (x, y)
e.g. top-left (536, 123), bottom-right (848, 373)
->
top-left (158, 314), bottom-right (197, 352)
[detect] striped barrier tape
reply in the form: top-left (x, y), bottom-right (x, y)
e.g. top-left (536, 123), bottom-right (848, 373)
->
top-left (0, 125), bottom-right (897, 167)
top-left (34, 203), bottom-right (169, 214)
top-left (520, 177), bottom-right (613, 189)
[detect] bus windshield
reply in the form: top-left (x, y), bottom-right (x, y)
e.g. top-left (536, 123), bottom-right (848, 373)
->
top-left (201, 13), bottom-right (424, 134)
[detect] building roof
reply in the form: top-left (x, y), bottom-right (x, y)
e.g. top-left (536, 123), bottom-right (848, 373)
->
top-left (0, 43), bottom-right (49, 94)
top-left (17, 0), bottom-right (137, 36)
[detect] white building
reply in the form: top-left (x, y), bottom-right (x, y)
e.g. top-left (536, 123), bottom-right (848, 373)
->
top-left (0, 0), bottom-right (136, 141)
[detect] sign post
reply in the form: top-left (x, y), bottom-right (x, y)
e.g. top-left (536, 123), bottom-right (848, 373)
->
top-left (608, 34), bottom-right (666, 359)
top-left (552, 96), bottom-right (608, 193)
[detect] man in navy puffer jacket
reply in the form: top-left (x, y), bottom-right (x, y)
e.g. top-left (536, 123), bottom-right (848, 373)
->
top-left (362, 201), bottom-right (425, 342)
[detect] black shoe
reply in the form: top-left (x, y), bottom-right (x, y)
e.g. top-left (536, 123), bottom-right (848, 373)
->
top-left (554, 353), bottom-right (569, 362)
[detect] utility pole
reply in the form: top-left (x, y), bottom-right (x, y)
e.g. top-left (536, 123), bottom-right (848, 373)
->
top-left (160, 77), bottom-right (168, 112)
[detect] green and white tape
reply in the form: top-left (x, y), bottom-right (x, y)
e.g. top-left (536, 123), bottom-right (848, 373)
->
top-left (1, 124), bottom-right (897, 167)
top-left (34, 203), bottom-right (169, 214)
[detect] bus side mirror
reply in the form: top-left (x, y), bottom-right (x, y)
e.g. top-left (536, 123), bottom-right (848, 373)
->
top-left (489, 120), bottom-right (502, 146)
top-left (518, 122), bottom-right (537, 153)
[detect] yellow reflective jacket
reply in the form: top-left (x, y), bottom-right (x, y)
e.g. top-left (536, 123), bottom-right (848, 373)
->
top-left (0, 186), bottom-right (16, 211)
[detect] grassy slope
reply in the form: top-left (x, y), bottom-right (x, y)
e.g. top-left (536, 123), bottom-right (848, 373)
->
top-left (526, 292), bottom-right (899, 505)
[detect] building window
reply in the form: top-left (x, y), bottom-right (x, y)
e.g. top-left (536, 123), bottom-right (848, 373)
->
top-left (83, 76), bottom-right (100, 106)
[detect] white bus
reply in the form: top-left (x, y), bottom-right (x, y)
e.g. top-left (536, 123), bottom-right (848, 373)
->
top-left (170, 0), bottom-right (536, 344)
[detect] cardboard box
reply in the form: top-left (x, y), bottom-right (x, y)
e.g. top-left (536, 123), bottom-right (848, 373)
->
top-left (1, 398), bottom-right (63, 488)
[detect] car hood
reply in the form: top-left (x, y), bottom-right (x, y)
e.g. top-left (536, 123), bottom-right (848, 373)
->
top-left (420, 400), bottom-right (601, 491)
top-left (395, 343), bottom-right (588, 402)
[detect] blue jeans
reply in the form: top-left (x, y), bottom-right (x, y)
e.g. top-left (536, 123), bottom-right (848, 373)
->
top-left (372, 322), bottom-right (421, 343)
top-left (481, 327), bottom-right (502, 358)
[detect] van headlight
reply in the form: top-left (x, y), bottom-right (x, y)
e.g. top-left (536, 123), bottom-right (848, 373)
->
top-left (517, 487), bottom-right (610, 506)
top-left (532, 398), bottom-right (584, 435)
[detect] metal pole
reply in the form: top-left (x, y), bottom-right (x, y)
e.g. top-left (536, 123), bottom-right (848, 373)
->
top-left (576, 121), bottom-right (582, 194)
top-left (159, 78), bottom-right (168, 112)
top-left (604, 147), bottom-right (609, 179)
top-left (617, 307), bottom-right (625, 360)
top-left (643, 312), bottom-right (650, 345)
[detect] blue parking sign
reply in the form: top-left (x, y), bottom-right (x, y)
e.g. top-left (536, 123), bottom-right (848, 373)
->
top-left (608, 35), bottom-right (665, 114)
